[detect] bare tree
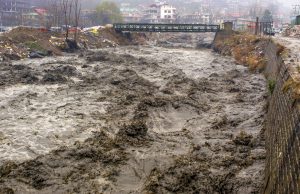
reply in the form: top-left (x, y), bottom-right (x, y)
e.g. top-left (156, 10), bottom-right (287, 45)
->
top-left (61, 0), bottom-right (73, 40)
top-left (73, 0), bottom-right (81, 42)
top-left (50, 0), bottom-right (62, 27)
top-left (47, 0), bottom-right (61, 28)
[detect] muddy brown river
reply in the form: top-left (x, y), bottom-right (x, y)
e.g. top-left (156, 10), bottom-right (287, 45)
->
top-left (0, 44), bottom-right (267, 193)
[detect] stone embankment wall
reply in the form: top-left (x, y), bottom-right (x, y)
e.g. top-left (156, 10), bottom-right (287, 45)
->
top-left (263, 41), bottom-right (300, 194)
top-left (213, 29), bottom-right (300, 194)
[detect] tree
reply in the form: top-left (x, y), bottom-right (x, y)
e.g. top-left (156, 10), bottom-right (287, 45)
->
top-left (73, 0), bottom-right (81, 42)
top-left (61, 0), bottom-right (72, 40)
top-left (261, 9), bottom-right (273, 22)
top-left (95, 1), bottom-right (123, 25)
top-left (47, 0), bottom-right (63, 28)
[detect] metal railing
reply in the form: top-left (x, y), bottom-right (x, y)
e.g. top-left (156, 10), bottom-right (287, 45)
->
top-left (113, 23), bottom-right (220, 33)
top-left (227, 19), bottom-right (273, 36)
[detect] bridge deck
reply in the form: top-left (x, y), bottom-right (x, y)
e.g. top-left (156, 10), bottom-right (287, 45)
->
top-left (113, 23), bottom-right (220, 33)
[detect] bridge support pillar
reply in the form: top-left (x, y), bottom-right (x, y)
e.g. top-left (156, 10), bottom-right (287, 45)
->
top-left (212, 22), bottom-right (234, 49)
top-left (223, 22), bottom-right (233, 33)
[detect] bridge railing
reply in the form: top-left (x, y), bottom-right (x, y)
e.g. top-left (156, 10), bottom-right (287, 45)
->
top-left (113, 23), bottom-right (220, 33)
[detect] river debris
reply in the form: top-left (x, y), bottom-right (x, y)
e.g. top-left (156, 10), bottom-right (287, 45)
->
top-left (0, 26), bottom-right (147, 61)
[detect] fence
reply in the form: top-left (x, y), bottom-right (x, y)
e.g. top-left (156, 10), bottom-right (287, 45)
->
top-left (226, 19), bottom-right (273, 36)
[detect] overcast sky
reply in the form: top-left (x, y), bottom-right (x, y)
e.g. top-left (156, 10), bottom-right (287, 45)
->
top-left (279, 0), bottom-right (298, 6)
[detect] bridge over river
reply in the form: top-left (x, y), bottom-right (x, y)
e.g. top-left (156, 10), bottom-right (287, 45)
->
top-left (113, 23), bottom-right (221, 33)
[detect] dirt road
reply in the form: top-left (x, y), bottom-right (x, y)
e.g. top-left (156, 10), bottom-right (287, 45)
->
top-left (274, 36), bottom-right (300, 69)
top-left (0, 43), bottom-right (266, 193)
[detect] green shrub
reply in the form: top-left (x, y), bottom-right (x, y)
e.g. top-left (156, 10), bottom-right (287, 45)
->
top-left (268, 79), bottom-right (276, 94)
top-left (24, 41), bottom-right (46, 54)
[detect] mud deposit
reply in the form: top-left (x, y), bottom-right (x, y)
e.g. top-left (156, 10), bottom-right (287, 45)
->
top-left (0, 45), bottom-right (266, 193)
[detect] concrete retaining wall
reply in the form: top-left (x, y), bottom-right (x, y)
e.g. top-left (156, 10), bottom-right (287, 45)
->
top-left (263, 41), bottom-right (300, 194)
top-left (213, 31), bottom-right (300, 194)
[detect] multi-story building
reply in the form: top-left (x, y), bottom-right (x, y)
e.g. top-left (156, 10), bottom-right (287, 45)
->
top-left (160, 4), bottom-right (177, 23)
top-left (179, 12), bottom-right (213, 24)
top-left (0, 0), bottom-right (31, 26)
top-left (29, 0), bottom-right (46, 7)
top-left (143, 4), bottom-right (160, 23)
top-left (142, 2), bottom-right (177, 23)
top-left (0, 0), bottom-right (30, 13)
top-left (120, 3), bottom-right (143, 23)
top-left (228, 0), bottom-right (240, 18)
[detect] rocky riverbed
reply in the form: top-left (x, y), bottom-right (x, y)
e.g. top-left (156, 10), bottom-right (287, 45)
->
top-left (0, 34), bottom-right (267, 194)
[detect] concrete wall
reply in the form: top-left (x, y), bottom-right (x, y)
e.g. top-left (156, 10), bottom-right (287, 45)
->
top-left (213, 30), bottom-right (300, 193)
top-left (263, 41), bottom-right (300, 194)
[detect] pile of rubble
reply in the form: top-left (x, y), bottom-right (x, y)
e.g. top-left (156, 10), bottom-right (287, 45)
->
top-left (282, 25), bottom-right (300, 38)
top-left (0, 27), bottom-right (62, 61)
top-left (0, 26), bottom-right (148, 61)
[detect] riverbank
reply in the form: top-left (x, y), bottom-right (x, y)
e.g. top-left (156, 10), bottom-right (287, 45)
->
top-left (0, 26), bottom-right (147, 61)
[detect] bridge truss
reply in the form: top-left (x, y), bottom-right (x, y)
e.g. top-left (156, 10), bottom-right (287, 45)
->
top-left (113, 23), bottom-right (220, 33)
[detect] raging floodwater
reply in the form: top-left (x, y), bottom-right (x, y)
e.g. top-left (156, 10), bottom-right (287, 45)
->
top-left (0, 45), bottom-right (266, 193)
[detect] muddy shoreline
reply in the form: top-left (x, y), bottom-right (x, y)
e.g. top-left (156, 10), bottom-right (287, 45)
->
top-left (0, 34), bottom-right (266, 194)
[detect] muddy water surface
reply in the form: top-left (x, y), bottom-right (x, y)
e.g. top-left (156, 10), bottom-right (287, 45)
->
top-left (0, 45), bottom-right (266, 194)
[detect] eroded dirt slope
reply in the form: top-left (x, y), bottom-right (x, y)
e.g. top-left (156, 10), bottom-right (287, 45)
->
top-left (0, 45), bottom-right (266, 194)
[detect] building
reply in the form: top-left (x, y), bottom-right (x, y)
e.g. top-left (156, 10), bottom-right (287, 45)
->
top-left (143, 4), bottom-right (160, 23)
top-left (160, 4), bottom-right (177, 23)
top-left (179, 14), bottom-right (203, 24)
top-left (0, 0), bottom-right (30, 13)
top-left (142, 2), bottom-right (177, 23)
top-left (120, 3), bottom-right (143, 23)
top-left (29, 0), bottom-right (46, 7)
top-left (227, 0), bottom-right (240, 18)
top-left (0, 0), bottom-right (31, 26)
top-left (179, 12), bottom-right (213, 24)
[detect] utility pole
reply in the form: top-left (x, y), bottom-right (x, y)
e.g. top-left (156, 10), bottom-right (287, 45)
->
top-left (255, 17), bottom-right (259, 35)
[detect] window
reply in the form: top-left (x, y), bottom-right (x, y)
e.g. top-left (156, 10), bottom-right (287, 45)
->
top-left (168, 10), bottom-right (171, 13)
top-left (165, 10), bottom-right (167, 13)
